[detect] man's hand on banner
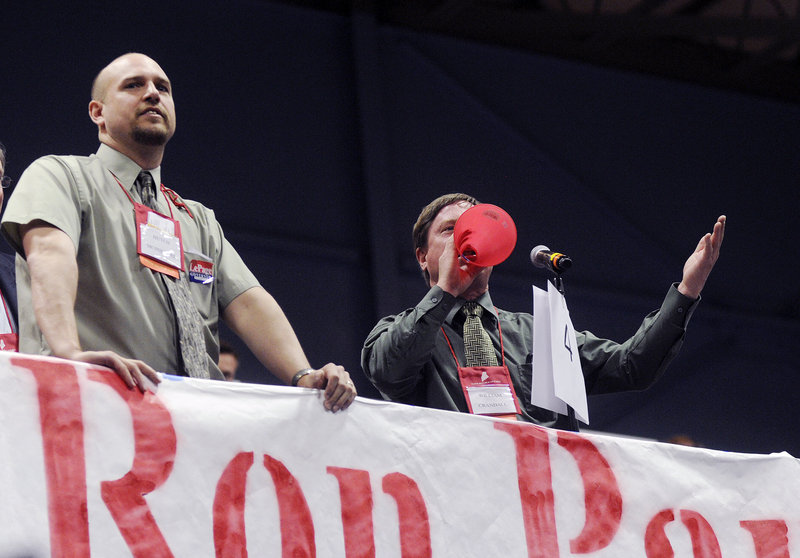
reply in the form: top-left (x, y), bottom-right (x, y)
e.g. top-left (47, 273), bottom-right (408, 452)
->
top-left (69, 350), bottom-right (161, 392)
top-left (296, 363), bottom-right (357, 412)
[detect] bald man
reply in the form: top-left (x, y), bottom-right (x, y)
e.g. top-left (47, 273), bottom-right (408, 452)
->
top-left (2, 53), bottom-right (356, 412)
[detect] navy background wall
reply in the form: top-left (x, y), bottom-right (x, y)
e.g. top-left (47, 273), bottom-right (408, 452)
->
top-left (3, 1), bottom-right (798, 456)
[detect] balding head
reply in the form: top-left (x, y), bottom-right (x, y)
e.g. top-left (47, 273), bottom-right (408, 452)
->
top-left (88, 53), bottom-right (175, 168)
top-left (91, 53), bottom-right (166, 101)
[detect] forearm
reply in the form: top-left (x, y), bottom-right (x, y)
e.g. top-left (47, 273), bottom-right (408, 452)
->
top-left (20, 223), bottom-right (159, 390)
top-left (23, 225), bottom-right (82, 358)
top-left (361, 287), bottom-right (455, 395)
top-left (582, 284), bottom-right (698, 393)
top-left (222, 286), bottom-right (310, 384)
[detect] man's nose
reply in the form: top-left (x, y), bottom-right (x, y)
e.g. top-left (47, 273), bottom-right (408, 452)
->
top-left (143, 81), bottom-right (160, 101)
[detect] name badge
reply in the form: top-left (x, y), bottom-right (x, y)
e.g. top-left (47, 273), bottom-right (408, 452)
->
top-left (135, 203), bottom-right (184, 278)
top-left (457, 365), bottom-right (522, 418)
top-left (465, 384), bottom-right (518, 415)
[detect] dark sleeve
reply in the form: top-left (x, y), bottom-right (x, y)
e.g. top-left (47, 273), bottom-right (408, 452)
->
top-left (578, 283), bottom-right (699, 394)
top-left (0, 252), bottom-right (17, 330)
top-left (361, 286), bottom-right (457, 399)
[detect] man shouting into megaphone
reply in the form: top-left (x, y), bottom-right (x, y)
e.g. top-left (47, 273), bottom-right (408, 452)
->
top-left (361, 193), bottom-right (725, 429)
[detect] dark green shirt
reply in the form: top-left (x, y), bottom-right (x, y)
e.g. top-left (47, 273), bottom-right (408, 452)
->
top-left (361, 284), bottom-right (697, 428)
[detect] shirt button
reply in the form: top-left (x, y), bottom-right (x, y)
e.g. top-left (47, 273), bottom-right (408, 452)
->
top-left (677, 307), bottom-right (684, 313)
top-left (431, 296), bottom-right (439, 303)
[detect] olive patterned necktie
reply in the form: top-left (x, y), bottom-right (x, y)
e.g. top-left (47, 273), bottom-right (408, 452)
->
top-left (461, 302), bottom-right (498, 367)
top-left (135, 171), bottom-right (209, 379)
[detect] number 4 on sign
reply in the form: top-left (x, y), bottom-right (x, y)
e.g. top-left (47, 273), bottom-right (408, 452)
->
top-left (531, 284), bottom-right (588, 422)
top-left (548, 282), bottom-right (587, 423)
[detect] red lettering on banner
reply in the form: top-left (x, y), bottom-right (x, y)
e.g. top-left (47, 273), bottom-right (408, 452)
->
top-left (263, 454), bottom-right (316, 557)
top-left (214, 452), bottom-right (255, 557)
top-left (88, 368), bottom-right (177, 558)
top-left (382, 472), bottom-right (432, 558)
top-left (680, 509), bottom-right (722, 558)
top-left (645, 509), bottom-right (676, 557)
top-left (740, 520), bottom-right (790, 558)
top-left (494, 422), bottom-right (559, 558)
top-left (556, 431), bottom-right (622, 553)
top-left (328, 467), bottom-right (375, 558)
top-left (644, 509), bottom-right (722, 558)
top-left (13, 355), bottom-right (796, 557)
top-left (17, 357), bottom-right (90, 557)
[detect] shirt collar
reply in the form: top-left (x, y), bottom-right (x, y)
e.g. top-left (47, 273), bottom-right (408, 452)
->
top-left (446, 290), bottom-right (499, 325)
top-left (95, 144), bottom-right (162, 192)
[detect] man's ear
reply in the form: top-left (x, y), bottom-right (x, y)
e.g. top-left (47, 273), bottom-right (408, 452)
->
top-left (88, 100), bottom-right (104, 128)
top-left (415, 246), bottom-right (427, 273)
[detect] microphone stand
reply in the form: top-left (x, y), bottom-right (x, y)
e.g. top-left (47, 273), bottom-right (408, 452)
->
top-left (548, 271), bottom-right (581, 433)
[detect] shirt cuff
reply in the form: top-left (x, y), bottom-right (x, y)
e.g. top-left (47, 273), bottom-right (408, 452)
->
top-left (415, 286), bottom-right (457, 322)
top-left (663, 282), bottom-right (700, 328)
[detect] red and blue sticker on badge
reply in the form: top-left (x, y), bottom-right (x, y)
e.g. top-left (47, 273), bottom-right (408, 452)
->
top-left (189, 259), bottom-right (214, 284)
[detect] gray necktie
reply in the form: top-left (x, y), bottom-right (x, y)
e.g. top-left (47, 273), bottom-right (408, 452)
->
top-left (462, 302), bottom-right (498, 367)
top-left (135, 170), bottom-right (158, 210)
top-left (135, 171), bottom-right (209, 379)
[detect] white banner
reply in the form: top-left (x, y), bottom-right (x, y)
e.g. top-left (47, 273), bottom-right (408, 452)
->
top-left (0, 352), bottom-right (797, 557)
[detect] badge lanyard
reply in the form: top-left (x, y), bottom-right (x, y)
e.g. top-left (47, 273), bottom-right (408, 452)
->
top-left (442, 310), bottom-right (521, 419)
top-left (111, 172), bottom-right (193, 278)
top-left (0, 291), bottom-right (18, 351)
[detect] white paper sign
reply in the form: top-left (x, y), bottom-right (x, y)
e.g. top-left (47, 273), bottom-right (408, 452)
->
top-left (547, 281), bottom-right (589, 423)
top-left (532, 285), bottom-right (566, 414)
top-left (531, 282), bottom-right (589, 424)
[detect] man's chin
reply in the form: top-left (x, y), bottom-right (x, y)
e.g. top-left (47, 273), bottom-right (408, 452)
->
top-left (132, 127), bottom-right (170, 146)
top-left (463, 271), bottom-right (492, 300)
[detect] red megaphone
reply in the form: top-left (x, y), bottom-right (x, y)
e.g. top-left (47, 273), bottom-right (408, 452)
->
top-left (453, 203), bottom-right (517, 267)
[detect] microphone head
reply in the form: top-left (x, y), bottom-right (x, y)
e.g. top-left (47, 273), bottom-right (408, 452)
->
top-left (554, 255), bottom-right (572, 270)
top-left (530, 245), bottom-right (550, 268)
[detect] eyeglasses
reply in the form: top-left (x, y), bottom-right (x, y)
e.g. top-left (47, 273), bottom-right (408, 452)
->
top-left (0, 176), bottom-right (12, 189)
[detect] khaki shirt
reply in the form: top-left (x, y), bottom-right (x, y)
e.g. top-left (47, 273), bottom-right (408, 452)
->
top-left (1, 144), bottom-right (260, 375)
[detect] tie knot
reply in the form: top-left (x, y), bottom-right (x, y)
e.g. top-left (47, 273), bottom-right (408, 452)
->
top-left (137, 171), bottom-right (155, 190)
top-left (462, 302), bottom-right (483, 318)
top-left (136, 171), bottom-right (157, 210)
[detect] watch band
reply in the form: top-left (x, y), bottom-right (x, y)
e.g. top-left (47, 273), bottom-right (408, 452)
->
top-left (291, 367), bottom-right (314, 386)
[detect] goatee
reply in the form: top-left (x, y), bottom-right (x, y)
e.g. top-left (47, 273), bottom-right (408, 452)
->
top-left (133, 127), bottom-right (169, 146)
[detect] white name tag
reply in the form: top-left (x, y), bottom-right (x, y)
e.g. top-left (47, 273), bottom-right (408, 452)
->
top-left (139, 223), bottom-right (182, 269)
top-left (465, 385), bottom-right (518, 415)
top-left (147, 211), bottom-right (175, 235)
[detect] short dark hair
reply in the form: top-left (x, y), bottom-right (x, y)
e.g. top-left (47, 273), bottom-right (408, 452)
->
top-left (412, 193), bottom-right (478, 284)
top-left (219, 340), bottom-right (238, 358)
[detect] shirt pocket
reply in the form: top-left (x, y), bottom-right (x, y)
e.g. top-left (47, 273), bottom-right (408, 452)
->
top-left (513, 362), bottom-right (561, 424)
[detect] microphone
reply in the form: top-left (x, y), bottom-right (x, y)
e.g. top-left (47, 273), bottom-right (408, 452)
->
top-left (530, 245), bottom-right (572, 273)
